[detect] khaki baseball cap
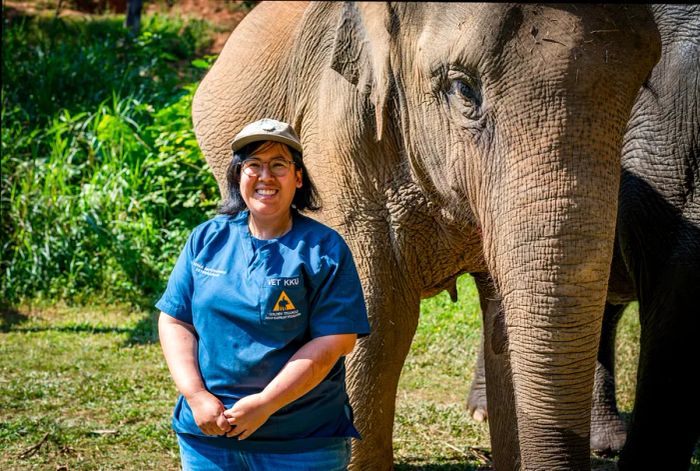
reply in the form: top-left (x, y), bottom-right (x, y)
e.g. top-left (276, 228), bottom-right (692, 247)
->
top-left (230, 118), bottom-right (303, 153)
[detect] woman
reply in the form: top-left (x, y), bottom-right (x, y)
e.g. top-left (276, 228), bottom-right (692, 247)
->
top-left (157, 118), bottom-right (370, 470)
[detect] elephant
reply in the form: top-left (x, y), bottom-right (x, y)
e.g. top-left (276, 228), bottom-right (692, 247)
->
top-left (191, 3), bottom-right (660, 469)
top-left (466, 5), bottom-right (700, 468)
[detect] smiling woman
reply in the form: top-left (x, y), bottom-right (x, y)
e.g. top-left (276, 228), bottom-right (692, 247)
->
top-left (156, 118), bottom-right (370, 471)
top-left (218, 120), bottom-right (321, 224)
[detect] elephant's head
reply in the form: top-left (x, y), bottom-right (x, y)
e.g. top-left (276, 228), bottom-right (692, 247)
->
top-left (328, 3), bottom-right (661, 468)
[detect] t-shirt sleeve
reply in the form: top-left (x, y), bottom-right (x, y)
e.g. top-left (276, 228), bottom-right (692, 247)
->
top-left (309, 236), bottom-right (371, 339)
top-left (155, 231), bottom-right (196, 324)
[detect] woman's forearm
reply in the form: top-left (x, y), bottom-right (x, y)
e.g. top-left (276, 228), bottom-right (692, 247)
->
top-left (159, 312), bottom-right (232, 436)
top-left (260, 334), bottom-right (357, 414)
top-left (223, 333), bottom-right (358, 440)
top-left (158, 312), bottom-right (207, 398)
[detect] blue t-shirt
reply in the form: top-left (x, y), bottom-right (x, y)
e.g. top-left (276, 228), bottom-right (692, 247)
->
top-left (156, 210), bottom-right (370, 452)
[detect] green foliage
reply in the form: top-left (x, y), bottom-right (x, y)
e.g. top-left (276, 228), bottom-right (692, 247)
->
top-left (1, 13), bottom-right (220, 306)
top-left (2, 14), bottom-right (211, 127)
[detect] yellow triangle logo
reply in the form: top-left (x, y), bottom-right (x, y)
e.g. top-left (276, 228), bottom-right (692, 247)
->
top-left (273, 291), bottom-right (296, 312)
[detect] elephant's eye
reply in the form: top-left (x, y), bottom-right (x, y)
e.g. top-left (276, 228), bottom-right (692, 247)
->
top-left (446, 69), bottom-right (482, 119)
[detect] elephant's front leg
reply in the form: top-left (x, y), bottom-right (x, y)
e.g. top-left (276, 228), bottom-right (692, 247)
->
top-left (345, 251), bottom-right (421, 470)
top-left (466, 335), bottom-right (488, 423)
top-left (590, 303), bottom-right (627, 454)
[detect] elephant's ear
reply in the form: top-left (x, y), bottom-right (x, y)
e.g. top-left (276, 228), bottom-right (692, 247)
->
top-left (330, 1), bottom-right (392, 142)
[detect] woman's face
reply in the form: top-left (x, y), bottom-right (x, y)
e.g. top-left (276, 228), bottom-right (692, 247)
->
top-left (239, 141), bottom-right (302, 223)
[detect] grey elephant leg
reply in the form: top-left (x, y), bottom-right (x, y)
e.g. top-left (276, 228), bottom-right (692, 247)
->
top-left (618, 262), bottom-right (700, 470)
top-left (467, 336), bottom-right (488, 422)
top-left (590, 303), bottom-right (627, 454)
top-left (473, 273), bottom-right (520, 470)
top-left (345, 259), bottom-right (421, 470)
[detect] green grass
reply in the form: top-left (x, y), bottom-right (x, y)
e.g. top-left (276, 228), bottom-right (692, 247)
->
top-left (394, 276), bottom-right (489, 469)
top-left (0, 305), bottom-right (180, 470)
top-left (4, 275), bottom-right (691, 470)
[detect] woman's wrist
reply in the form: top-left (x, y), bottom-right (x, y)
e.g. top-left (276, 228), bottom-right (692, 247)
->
top-left (183, 387), bottom-right (210, 402)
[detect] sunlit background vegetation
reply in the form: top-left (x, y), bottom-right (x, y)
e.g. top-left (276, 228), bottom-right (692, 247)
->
top-left (2, 9), bottom-right (220, 307)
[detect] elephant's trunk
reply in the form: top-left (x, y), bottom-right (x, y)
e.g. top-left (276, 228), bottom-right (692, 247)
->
top-left (475, 8), bottom-right (661, 468)
top-left (489, 154), bottom-right (619, 467)
top-left (504, 144), bottom-right (619, 466)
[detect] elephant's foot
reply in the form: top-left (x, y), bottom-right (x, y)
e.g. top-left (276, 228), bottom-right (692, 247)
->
top-left (467, 378), bottom-right (488, 422)
top-left (590, 413), bottom-right (626, 454)
top-left (468, 335), bottom-right (489, 423)
top-left (590, 353), bottom-right (626, 454)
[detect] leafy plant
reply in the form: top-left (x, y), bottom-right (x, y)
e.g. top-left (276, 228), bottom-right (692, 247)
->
top-left (1, 13), bottom-right (220, 306)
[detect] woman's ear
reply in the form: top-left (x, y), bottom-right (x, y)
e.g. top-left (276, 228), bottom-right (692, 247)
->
top-left (296, 169), bottom-right (303, 188)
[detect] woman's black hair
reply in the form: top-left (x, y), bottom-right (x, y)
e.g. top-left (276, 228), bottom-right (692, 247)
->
top-left (218, 141), bottom-right (322, 216)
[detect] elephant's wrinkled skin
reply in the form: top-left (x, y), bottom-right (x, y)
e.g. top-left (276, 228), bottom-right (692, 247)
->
top-left (467, 5), bottom-right (700, 468)
top-left (612, 5), bottom-right (700, 468)
top-left (192, 3), bottom-right (660, 469)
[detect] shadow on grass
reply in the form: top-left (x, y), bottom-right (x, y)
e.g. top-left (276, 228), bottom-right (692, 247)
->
top-left (396, 457), bottom-right (621, 471)
top-left (8, 324), bottom-right (134, 335)
top-left (395, 450), bottom-right (493, 471)
top-left (0, 304), bottom-right (159, 345)
top-left (0, 306), bottom-right (29, 332)
top-left (123, 309), bottom-right (159, 345)
top-left (395, 466), bottom-right (488, 470)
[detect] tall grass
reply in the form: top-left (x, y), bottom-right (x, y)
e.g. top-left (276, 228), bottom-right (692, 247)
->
top-left (1, 13), bottom-right (220, 306)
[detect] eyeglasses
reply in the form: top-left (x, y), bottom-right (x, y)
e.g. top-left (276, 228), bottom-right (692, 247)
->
top-left (239, 157), bottom-right (296, 177)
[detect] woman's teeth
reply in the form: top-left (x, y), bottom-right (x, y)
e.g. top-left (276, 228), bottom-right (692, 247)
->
top-left (256, 189), bottom-right (277, 195)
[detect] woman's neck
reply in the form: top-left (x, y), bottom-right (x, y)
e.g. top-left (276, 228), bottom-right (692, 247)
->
top-left (248, 212), bottom-right (293, 240)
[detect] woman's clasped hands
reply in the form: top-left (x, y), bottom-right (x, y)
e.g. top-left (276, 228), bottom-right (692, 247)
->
top-left (185, 390), bottom-right (231, 436)
top-left (187, 390), bottom-right (273, 440)
top-left (223, 393), bottom-right (274, 440)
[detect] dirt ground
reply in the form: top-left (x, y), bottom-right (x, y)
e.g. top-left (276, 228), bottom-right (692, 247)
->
top-left (2, 0), bottom-right (253, 53)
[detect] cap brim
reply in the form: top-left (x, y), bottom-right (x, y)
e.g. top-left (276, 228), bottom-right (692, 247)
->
top-left (231, 134), bottom-right (303, 153)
